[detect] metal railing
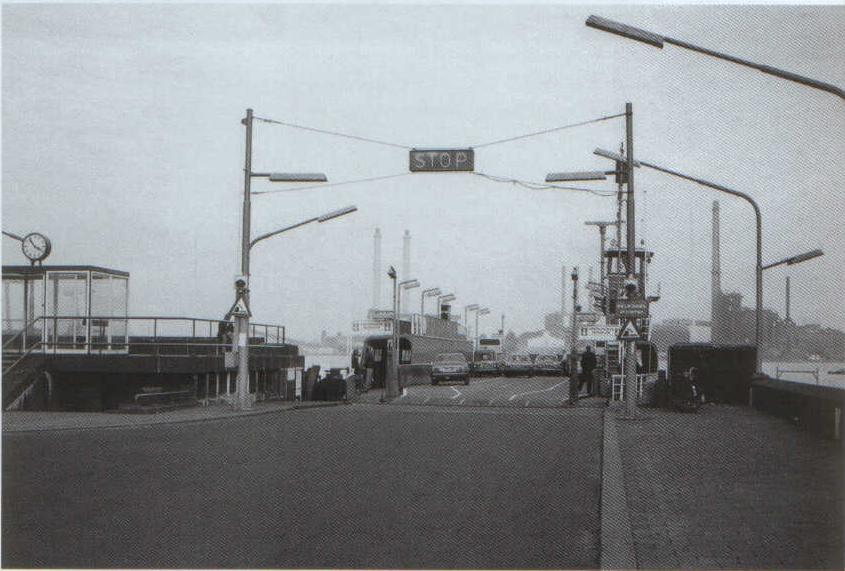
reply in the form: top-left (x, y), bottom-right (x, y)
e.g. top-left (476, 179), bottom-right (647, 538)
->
top-left (776, 367), bottom-right (820, 385)
top-left (2, 315), bottom-right (287, 354)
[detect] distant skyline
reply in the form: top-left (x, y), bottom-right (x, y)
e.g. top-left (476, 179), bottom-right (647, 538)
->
top-left (3, 3), bottom-right (844, 340)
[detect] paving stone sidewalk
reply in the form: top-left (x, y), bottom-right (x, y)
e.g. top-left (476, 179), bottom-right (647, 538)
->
top-left (1, 400), bottom-right (343, 433)
top-left (613, 404), bottom-right (843, 569)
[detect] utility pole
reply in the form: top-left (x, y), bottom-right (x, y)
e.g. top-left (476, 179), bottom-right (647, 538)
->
top-left (237, 108), bottom-right (255, 411)
top-left (623, 102), bottom-right (638, 418)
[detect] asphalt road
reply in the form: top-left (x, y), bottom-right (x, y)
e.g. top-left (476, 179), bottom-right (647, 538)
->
top-left (3, 404), bottom-right (602, 569)
top-left (396, 375), bottom-right (572, 407)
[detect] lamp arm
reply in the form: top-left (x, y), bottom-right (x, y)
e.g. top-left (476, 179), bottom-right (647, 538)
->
top-left (249, 217), bottom-right (319, 250)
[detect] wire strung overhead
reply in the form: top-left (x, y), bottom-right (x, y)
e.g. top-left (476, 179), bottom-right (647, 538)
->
top-left (252, 172), bottom-right (413, 195)
top-left (254, 110), bottom-right (625, 151)
top-left (473, 172), bottom-right (617, 197)
top-left (470, 112), bottom-right (626, 149)
top-left (254, 116), bottom-right (412, 150)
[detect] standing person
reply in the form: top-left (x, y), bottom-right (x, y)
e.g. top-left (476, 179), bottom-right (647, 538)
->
top-left (579, 346), bottom-right (597, 397)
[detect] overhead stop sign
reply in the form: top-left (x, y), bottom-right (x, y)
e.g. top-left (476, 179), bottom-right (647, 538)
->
top-left (409, 148), bottom-right (474, 172)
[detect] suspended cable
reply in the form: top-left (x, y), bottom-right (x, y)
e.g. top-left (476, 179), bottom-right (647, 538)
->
top-left (252, 172), bottom-right (413, 195)
top-left (474, 172), bottom-right (616, 197)
top-left (254, 116), bottom-right (412, 150)
top-left (471, 112), bottom-right (626, 149)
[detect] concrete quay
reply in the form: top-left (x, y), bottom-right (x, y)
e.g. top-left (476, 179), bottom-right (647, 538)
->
top-left (2, 379), bottom-right (842, 569)
top-left (605, 403), bottom-right (843, 569)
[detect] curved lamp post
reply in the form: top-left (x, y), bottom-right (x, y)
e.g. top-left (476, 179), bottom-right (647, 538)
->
top-left (475, 307), bottom-right (491, 350)
top-left (420, 287), bottom-right (441, 317)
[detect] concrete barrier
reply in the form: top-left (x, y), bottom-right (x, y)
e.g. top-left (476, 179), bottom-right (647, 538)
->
top-left (751, 375), bottom-right (844, 443)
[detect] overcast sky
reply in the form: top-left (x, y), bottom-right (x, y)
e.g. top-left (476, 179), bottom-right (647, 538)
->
top-left (3, 3), bottom-right (844, 340)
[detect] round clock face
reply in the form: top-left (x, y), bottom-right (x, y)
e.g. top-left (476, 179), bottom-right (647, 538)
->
top-left (21, 232), bottom-right (51, 263)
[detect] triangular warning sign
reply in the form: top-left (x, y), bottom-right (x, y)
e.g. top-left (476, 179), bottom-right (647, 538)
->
top-left (226, 295), bottom-right (252, 319)
top-left (618, 319), bottom-right (640, 341)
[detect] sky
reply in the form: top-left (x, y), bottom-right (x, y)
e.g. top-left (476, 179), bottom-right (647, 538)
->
top-left (3, 3), bottom-right (844, 341)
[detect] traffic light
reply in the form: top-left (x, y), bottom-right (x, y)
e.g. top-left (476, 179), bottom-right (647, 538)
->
top-left (440, 304), bottom-right (451, 320)
top-left (624, 277), bottom-right (638, 299)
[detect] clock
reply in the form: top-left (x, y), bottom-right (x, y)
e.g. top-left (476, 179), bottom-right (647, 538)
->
top-left (21, 232), bottom-right (51, 264)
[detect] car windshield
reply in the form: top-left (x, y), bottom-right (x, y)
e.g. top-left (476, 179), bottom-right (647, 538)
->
top-left (436, 353), bottom-right (466, 363)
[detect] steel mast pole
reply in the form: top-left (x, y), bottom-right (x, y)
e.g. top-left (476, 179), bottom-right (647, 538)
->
top-left (237, 108), bottom-right (254, 411)
top-left (623, 102), bottom-right (638, 418)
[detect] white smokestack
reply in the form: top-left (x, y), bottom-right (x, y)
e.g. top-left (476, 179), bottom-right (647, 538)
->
top-left (372, 228), bottom-right (382, 309)
top-left (402, 229), bottom-right (411, 280)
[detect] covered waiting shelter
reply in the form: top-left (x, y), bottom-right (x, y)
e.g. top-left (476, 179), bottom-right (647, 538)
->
top-left (2, 265), bottom-right (129, 353)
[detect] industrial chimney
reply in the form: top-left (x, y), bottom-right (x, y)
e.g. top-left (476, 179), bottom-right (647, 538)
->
top-left (711, 201), bottom-right (722, 343)
top-left (372, 228), bottom-right (382, 309)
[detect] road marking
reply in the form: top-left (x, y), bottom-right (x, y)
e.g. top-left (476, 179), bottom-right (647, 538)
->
top-left (508, 380), bottom-right (567, 401)
top-left (450, 386), bottom-right (462, 400)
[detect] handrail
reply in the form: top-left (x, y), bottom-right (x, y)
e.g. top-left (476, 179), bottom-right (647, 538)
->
top-left (2, 316), bottom-right (44, 351)
top-left (776, 367), bottom-right (820, 384)
top-left (2, 340), bottom-right (44, 376)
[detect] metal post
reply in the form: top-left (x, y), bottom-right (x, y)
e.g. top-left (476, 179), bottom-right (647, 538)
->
top-left (387, 277), bottom-right (400, 399)
top-left (569, 267), bottom-right (580, 404)
top-left (475, 311), bottom-right (480, 351)
top-left (237, 108), bottom-right (254, 411)
top-left (755, 213), bottom-right (763, 372)
top-left (624, 102), bottom-right (638, 418)
top-left (598, 226), bottom-right (607, 312)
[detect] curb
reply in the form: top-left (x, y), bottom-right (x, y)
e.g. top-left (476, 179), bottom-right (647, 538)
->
top-left (2, 400), bottom-right (346, 434)
top-left (600, 409), bottom-right (638, 569)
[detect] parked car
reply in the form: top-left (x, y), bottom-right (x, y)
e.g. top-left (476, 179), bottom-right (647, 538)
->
top-left (534, 354), bottom-right (565, 376)
top-left (313, 368), bottom-right (348, 401)
top-left (504, 353), bottom-right (534, 377)
top-left (431, 353), bottom-right (470, 385)
top-left (470, 349), bottom-right (501, 376)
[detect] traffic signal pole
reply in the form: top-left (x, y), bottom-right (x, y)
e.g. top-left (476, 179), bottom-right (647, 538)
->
top-left (623, 102), bottom-right (639, 418)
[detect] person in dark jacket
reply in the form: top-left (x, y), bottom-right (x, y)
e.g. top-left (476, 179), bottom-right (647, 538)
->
top-left (579, 346), bottom-right (597, 396)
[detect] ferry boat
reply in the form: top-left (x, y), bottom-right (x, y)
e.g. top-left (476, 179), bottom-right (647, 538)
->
top-left (577, 245), bottom-right (660, 402)
top-left (358, 312), bottom-right (472, 389)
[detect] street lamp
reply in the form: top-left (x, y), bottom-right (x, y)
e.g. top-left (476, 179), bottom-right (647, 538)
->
top-left (464, 304), bottom-right (480, 333)
top-left (396, 278), bottom-right (420, 392)
top-left (595, 151), bottom-right (765, 371)
top-left (585, 15), bottom-right (845, 101)
top-left (475, 307), bottom-right (491, 350)
top-left (420, 287), bottom-right (441, 317)
top-left (236, 107), bottom-right (341, 411)
top-left (398, 278), bottom-right (420, 317)
top-left (234, 205), bottom-right (356, 411)
top-left (763, 249), bottom-right (824, 271)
